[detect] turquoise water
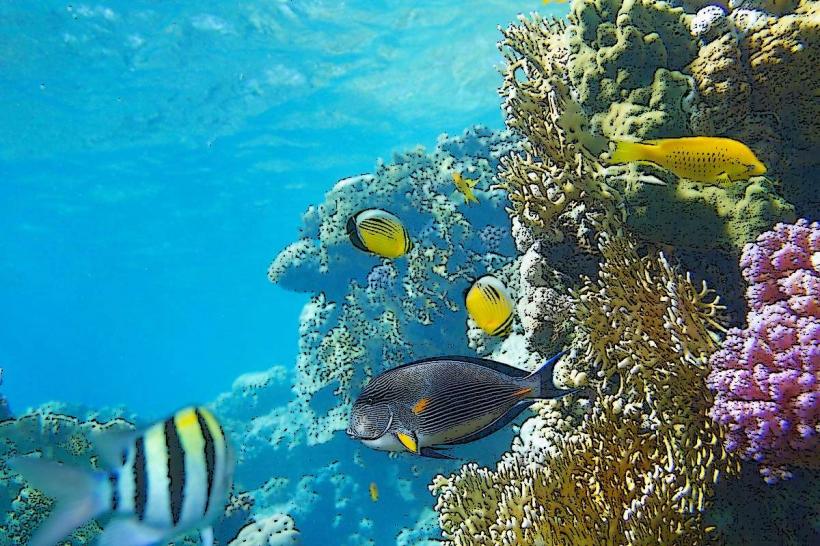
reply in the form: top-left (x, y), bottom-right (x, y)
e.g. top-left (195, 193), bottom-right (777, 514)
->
top-left (1, 0), bottom-right (552, 416)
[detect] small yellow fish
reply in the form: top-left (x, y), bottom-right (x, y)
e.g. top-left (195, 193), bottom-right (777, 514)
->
top-left (452, 172), bottom-right (479, 205)
top-left (465, 275), bottom-right (514, 337)
top-left (347, 208), bottom-right (413, 259)
top-left (607, 136), bottom-right (767, 184)
top-left (369, 482), bottom-right (379, 502)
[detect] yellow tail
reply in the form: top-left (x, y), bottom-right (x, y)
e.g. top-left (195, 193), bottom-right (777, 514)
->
top-left (608, 140), bottom-right (655, 165)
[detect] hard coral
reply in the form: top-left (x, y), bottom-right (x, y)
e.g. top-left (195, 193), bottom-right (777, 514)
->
top-left (707, 219), bottom-right (820, 482)
top-left (228, 513), bottom-right (300, 546)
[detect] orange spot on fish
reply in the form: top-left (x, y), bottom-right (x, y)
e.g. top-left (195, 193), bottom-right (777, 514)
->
top-left (514, 387), bottom-right (532, 397)
top-left (412, 398), bottom-right (430, 415)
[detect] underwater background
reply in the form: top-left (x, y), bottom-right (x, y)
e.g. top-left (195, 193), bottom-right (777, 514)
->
top-left (0, 0), bottom-right (818, 545)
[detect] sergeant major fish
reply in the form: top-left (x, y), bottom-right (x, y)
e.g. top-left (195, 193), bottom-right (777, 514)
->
top-left (465, 275), bottom-right (514, 337)
top-left (347, 208), bottom-right (413, 259)
top-left (346, 351), bottom-right (575, 458)
top-left (9, 406), bottom-right (234, 546)
top-left (607, 136), bottom-right (767, 184)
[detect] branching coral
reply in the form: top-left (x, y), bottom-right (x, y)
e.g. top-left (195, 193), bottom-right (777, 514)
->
top-left (431, 234), bottom-right (740, 545)
top-left (707, 219), bottom-right (819, 482)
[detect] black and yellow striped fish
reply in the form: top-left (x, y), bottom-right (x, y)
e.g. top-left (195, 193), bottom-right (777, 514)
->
top-left (9, 406), bottom-right (233, 546)
top-left (465, 275), bottom-right (515, 337)
top-left (347, 352), bottom-right (575, 458)
top-left (346, 208), bottom-right (413, 259)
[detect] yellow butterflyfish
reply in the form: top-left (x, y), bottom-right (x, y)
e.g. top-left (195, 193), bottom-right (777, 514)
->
top-left (465, 275), bottom-right (514, 337)
top-left (369, 482), bottom-right (379, 502)
top-left (607, 136), bottom-right (767, 184)
top-left (452, 172), bottom-right (479, 205)
top-left (346, 208), bottom-right (413, 259)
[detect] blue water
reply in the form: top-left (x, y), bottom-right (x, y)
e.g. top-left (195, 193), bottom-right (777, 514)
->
top-left (0, 1), bottom-right (564, 417)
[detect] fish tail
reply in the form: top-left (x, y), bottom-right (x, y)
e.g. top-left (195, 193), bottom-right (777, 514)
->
top-left (8, 457), bottom-right (110, 546)
top-left (608, 140), bottom-right (654, 165)
top-left (529, 350), bottom-right (577, 399)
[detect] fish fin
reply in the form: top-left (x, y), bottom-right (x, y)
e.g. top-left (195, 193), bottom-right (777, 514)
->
top-left (97, 518), bottom-right (165, 546)
top-left (396, 431), bottom-right (419, 454)
top-left (420, 447), bottom-right (456, 460)
top-left (608, 140), bottom-right (651, 165)
top-left (715, 171), bottom-right (732, 184)
top-left (445, 400), bottom-right (534, 446)
top-left (398, 356), bottom-right (531, 378)
top-left (7, 457), bottom-right (109, 546)
top-left (346, 215), bottom-right (369, 253)
top-left (93, 429), bottom-right (138, 468)
top-left (412, 398), bottom-right (430, 415)
top-left (527, 350), bottom-right (578, 398)
top-left (201, 526), bottom-right (214, 546)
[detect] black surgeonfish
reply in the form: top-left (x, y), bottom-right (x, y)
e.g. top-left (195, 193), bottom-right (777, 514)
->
top-left (346, 351), bottom-right (575, 458)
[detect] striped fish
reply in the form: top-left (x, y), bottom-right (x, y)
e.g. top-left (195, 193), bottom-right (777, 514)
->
top-left (465, 275), bottom-right (515, 337)
top-left (346, 208), bottom-right (413, 259)
top-left (9, 406), bottom-right (234, 546)
top-left (346, 352), bottom-right (575, 458)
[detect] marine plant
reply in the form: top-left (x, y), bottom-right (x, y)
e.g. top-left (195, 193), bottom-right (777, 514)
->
top-left (707, 219), bottom-right (820, 482)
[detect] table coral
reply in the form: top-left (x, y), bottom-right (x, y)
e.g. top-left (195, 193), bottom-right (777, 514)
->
top-left (707, 219), bottom-right (820, 482)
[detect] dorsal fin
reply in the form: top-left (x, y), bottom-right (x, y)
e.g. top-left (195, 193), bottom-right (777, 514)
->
top-left (390, 355), bottom-right (530, 378)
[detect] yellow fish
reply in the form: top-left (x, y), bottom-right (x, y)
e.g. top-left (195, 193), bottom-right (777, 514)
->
top-left (369, 482), bottom-right (379, 502)
top-left (452, 172), bottom-right (479, 205)
top-left (607, 136), bottom-right (767, 184)
top-left (347, 208), bottom-right (413, 259)
top-left (465, 275), bottom-right (514, 337)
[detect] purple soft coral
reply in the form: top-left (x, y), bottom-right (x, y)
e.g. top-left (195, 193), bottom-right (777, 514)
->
top-left (707, 219), bottom-right (820, 483)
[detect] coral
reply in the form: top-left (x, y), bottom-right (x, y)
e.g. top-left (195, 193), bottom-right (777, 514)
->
top-left (690, 5), bottom-right (731, 44)
top-left (707, 220), bottom-right (820, 481)
top-left (267, 127), bottom-right (520, 444)
top-left (568, 0), bottom-right (699, 140)
top-left (431, 234), bottom-right (740, 545)
top-left (228, 513), bottom-right (300, 546)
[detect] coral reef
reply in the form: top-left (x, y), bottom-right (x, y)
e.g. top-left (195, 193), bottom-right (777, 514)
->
top-left (228, 513), bottom-right (300, 546)
top-left (267, 126), bottom-right (521, 443)
top-left (707, 220), bottom-right (819, 482)
top-left (431, 234), bottom-right (739, 545)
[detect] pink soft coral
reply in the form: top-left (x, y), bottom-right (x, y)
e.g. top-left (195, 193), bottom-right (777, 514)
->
top-left (707, 219), bottom-right (820, 483)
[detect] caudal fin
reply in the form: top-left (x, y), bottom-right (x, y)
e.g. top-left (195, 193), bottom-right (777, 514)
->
top-left (8, 457), bottom-right (109, 546)
top-left (528, 350), bottom-right (578, 399)
top-left (608, 140), bottom-right (653, 165)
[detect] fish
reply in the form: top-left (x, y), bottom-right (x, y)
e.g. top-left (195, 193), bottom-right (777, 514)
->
top-left (346, 351), bottom-right (575, 458)
top-left (8, 406), bottom-right (234, 546)
top-left (465, 275), bottom-right (514, 337)
top-left (452, 172), bottom-right (479, 204)
top-left (369, 482), bottom-right (379, 502)
top-left (346, 208), bottom-right (413, 259)
top-left (607, 136), bottom-right (767, 184)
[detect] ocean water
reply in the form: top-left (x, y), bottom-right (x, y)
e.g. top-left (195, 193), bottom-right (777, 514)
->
top-left (2, 1), bottom-right (818, 546)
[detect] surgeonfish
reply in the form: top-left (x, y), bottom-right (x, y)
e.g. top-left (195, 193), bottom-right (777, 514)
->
top-left (465, 275), bottom-right (514, 337)
top-left (607, 136), bottom-right (767, 184)
top-left (346, 208), bottom-right (413, 259)
top-left (346, 351), bottom-right (575, 458)
top-left (8, 406), bottom-right (234, 546)
top-left (452, 172), bottom-right (479, 204)
top-left (369, 482), bottom-right (379, 502)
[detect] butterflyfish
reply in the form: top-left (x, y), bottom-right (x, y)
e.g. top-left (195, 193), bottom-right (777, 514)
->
top-left (369, 482), bottom-right (379, 502)
top-left (452, 172), bottom-right (479, 205)
top-left (346, 351), bottom-right (576, 458)
top-left (346, 208), bottom-right (413, 259)
top-left (607, 136), bottom-right (767, 184)
top-left (465, 275), bottom-right (514, 337)
top-left (9, 406), bottom-right (234, 546)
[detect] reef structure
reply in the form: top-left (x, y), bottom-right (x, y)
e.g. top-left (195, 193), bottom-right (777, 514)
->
top-left (707, 219), bottom-right (820, 482)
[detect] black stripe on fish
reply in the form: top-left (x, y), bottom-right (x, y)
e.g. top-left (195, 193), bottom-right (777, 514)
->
top-left (490, 313), bottom-right (514, 336)
top-left (134, 437), bottom-right (148, 521)
top-left (442, 399), bottom-right (534, 446)
top-left (482, 285), bottom-right (501, 302)
top-left (109, 472), bottom-right (119, 512)
top-left (359, 219), bottom-right (399, 237)
top-left (417, 384), bottom-right (528, 434)
top-left (164, 418), bottom-right (186, 526)
top-left (403, 228), bottom-right (412, 253)
top-left (196, 409), bottom-right (216, 514)
top-left (347, 216), bottom-right (369, 253)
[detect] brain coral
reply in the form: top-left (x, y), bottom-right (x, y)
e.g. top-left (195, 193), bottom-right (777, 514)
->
top-left (707, 219), bottom-right (820, 482)
top-left (267, 127), bottom-right (520, 444)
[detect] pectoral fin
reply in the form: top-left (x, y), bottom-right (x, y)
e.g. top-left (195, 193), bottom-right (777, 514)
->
top-left (396, 431), bottom-right (419, 454)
